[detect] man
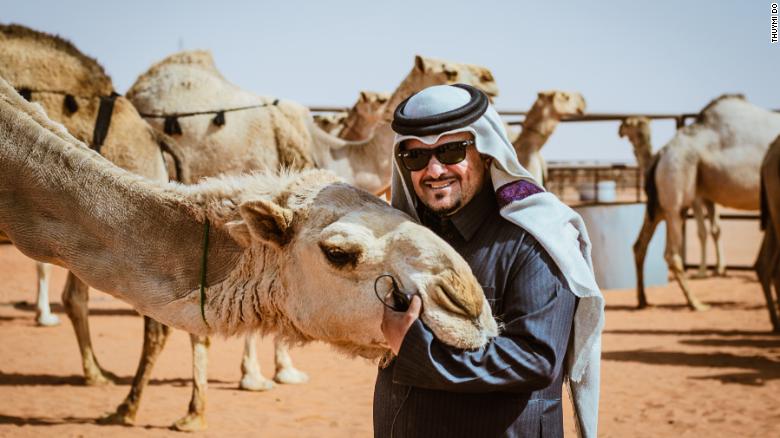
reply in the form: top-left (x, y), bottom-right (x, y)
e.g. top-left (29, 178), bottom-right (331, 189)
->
top-left (375, 84), bottom-right (604, 438)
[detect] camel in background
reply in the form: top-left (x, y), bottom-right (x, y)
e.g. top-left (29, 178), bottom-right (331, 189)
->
top-left (756, 134), bottom-right (780, 332)
top-left (619, 116), bottom-right (725, 278)
top-left (632, 95), bottom-right (780, 310)
top-left (513, 91), bottom-right (586, 186)
top-left (312, 90), bottom-right (389, 139)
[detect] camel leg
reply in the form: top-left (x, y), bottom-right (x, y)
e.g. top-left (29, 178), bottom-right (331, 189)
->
top-left (755, 227), bottom-right (780, 332)
top-left (97, 316), bottom-right (172, 424)
top-left (273, 338), bottom-right (308, 384)
top-left (239, 332), bottom-right (275, 391)
top-left (633, 213), bottom-right (661, 309)
top-left (61, 272), bottom-right (118, 385)
top-left (691, 198), bottom-right (709, 279)
top-left (666, 213), bottom-right (709, 311)
top-left (34, 262), bottom-right (59, 326)
top-left (708, 202), bottom-right (727, 276)
top-left (172, 334), bottom-right (209, 432)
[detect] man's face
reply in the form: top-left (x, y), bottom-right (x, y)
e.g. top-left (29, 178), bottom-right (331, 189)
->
top-left (405, 132), bottom-right (488, 216)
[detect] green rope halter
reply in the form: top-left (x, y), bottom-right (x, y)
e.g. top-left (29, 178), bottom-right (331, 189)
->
top-left (199, 219), bottom-right (210, 328)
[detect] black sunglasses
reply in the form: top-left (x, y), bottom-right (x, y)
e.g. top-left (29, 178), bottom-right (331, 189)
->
top-left (396, 139), bottom-right (475, 171)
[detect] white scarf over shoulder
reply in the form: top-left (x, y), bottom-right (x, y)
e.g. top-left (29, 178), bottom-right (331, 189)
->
top-left (390, 85), bottom-right (604, 438)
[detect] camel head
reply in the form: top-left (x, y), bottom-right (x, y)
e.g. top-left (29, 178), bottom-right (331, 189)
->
top-left (535, 91), bottom-right (586, 118)
top-left (225, 170), bottom-right (498, 359)
top-left (412, 55), bottom-right (499, 99)
top-left (354, 91), bottom-right (391, 125)
top-left (313, 112), bottom-right (348, 135)
top-left (618, 116), bottom-right (652, 159)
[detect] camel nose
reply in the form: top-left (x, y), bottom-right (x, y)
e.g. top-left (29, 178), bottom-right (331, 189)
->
top-left (431, 266), bottom-right (483, 319)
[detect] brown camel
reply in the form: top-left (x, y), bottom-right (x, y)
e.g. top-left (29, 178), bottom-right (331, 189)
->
top-left (513, 91), bottom-right (586, 185)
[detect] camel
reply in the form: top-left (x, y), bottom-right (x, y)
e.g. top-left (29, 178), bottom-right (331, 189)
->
top-left (312, 91), bottom-right (390, 140)
top-left (756, 134), bottom-right (780, 332)
top-left (0, 76), bottom-right (499, 432)
top-left (338, 90), bottom-right (391, 141)
top-left (313, 111), bottom-right (347, 135)
top-left (619, 116), bottom-right (725, 278)
top-left (0, 23), bottom-right (176, 389)
top-left (513, 91), bottom-right (586, 186)
top-left (632, 95), bottom-right (780, 310)
top-left (127, 52), bottom-right (499, 196)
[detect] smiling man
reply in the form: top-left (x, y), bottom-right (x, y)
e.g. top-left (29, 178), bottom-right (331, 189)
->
top-left (375, 84), bottom-right (605, 438)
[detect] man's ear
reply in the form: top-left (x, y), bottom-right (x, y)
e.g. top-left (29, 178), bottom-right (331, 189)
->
top-left (237, 199), bottom-right (295, 247)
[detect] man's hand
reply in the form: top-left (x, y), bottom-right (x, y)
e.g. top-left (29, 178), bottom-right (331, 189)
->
top-left (380, 295), bottom-right (422, 355)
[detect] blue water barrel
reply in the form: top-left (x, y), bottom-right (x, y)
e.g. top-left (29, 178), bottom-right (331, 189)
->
top-left (574, 202), bottom-right (668, 290)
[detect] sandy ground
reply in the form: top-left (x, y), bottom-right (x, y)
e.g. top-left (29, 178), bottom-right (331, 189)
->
top-left (0, 218), bottom-right (778, 437)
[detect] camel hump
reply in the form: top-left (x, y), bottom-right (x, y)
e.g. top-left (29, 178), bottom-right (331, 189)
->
top-left (697, 93), bottom-right (747, 123)
top-left (140, 50), bottom-right (221, 79)
top-left (0, 24), bottom-right (113, 96)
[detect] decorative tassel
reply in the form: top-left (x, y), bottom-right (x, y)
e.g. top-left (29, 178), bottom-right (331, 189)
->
top-left (212, 111), bottom-right (225, 127)
top-left (164, 116), bottom-right (183, 135)
top-left (17, 88), bottom-right (32, 101)
top-left (64, 94), bottom-right (79, 114)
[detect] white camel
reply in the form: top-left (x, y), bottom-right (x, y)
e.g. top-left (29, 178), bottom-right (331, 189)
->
top-left (632, 95), bottom-right (780, 310)
top-left (756, 134), bottom-right (780, 332)
top-left (0, 76), bottom-right (498, 425)
top-left (127, 52), bottom-right (499, 195)
top-left (513, 91), bottom-right (586, 186)
top-left (619, 116), bottom-right (725, 278)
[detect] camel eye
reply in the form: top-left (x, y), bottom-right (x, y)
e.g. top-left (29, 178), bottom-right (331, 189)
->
top-left (320, 244), bottom-right (360, 268)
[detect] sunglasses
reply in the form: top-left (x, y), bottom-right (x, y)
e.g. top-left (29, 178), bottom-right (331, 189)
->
top-left (396, 139), bottom-right (474, 171)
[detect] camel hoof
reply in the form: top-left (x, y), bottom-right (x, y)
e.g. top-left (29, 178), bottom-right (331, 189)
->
top-left (96, 410), bottom-right (134, 426)
top-left (274, 368), bottom-right (309, 385)
top-left (239, 374), bottom-right (275, 391)
top-left (172, 413), bottom-right (207, 432)
top-left (691, 271), bottom-right (709, 280)
top-left (35, 313), bottom-right (60, 327)
top-left (715, 269), bottom-right (728, 277)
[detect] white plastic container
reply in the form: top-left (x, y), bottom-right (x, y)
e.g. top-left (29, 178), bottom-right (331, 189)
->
top-left (578, 180), bottom-right (617, 202)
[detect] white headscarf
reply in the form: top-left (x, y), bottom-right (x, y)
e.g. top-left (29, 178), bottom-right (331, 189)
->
top-left (390, 85), bottom-right (604, 438)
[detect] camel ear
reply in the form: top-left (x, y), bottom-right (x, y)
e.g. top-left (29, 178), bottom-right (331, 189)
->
top-left (238, 200), bottom-right (295, 247)
top-left (537, 91), bottom-right (553, 101)
top-left (359, 91), bottom-right (369, 102)
top-left (414, 55), bottom-right (427, 72)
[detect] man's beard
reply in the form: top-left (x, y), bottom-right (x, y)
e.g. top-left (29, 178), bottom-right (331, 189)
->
top-left (427, 193), bottom-right (462, 216)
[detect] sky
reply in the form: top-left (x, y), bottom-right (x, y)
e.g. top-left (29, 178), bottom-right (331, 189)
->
top-left (3, 0), bottom-right (778, 162)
